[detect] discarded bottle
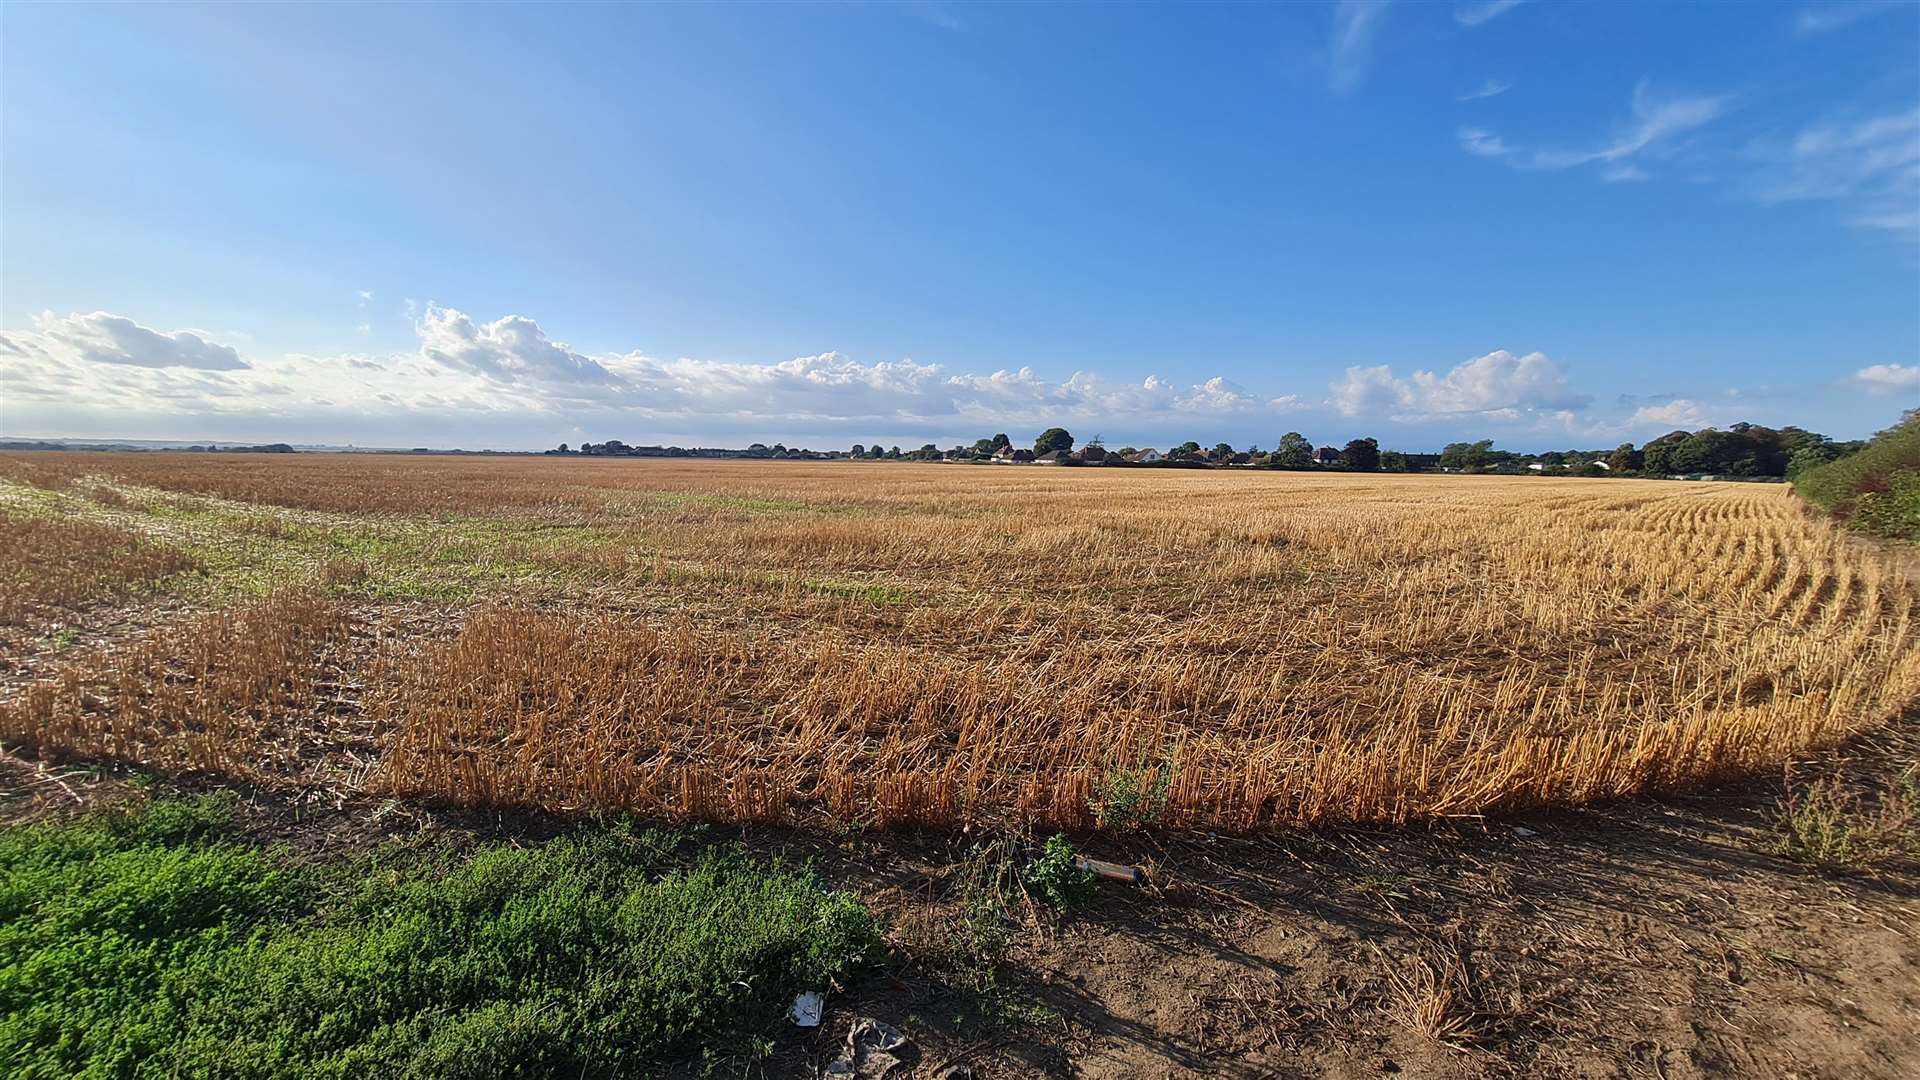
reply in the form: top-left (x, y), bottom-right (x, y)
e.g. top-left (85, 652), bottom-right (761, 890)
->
top-left (1074, 855), bottom-right (1146, 885)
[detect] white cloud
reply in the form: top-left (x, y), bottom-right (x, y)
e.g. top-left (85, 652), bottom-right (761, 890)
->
top-left (1457, 78), bottom-right (1512, 102)
top-left (1628, 399), bottom-right (1709, 428)
top-left (1457, 127), bottom-right (1509, 157)
top-left (1461, 79), bottom-right (1729, 180)
top-left (1328, 350), bottom-right (1590, 421)
top-left (1455, 0), bottom-right (1527, 27)
top-left (4, 310), bottom-right (249, 371)
top-left (1530, 80), bottom-right (1730, 171)
top-left (417, 306), bottom-right (620, 388)
top-left (1796, 2), bottom-right (1901, 34)
top-left (1749, 106), bottom-right (1920, 237)
top-left (1329, 0), bottom-right (1391, 95)
top-left (1853, 363), bottom-right (1920, 396)
top-left (0, 308), bottom-right (1314, 443)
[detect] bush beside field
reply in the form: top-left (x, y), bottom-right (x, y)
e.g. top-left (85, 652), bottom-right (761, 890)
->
top-left (0, 797), bottom-right (880, 1079)
top-left (1794, 413), bottom-right (1920, 540)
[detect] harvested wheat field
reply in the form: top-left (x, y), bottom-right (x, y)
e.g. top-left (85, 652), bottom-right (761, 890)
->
top-left (2, 452), bottom-right (1914, 831)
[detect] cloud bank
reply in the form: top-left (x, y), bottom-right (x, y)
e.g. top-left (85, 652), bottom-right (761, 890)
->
top-left (0, 309), bottom-right (1880, 448)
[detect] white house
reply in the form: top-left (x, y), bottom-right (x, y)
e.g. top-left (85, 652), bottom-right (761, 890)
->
top-left (1127, 448), bottom-right (1163, 464)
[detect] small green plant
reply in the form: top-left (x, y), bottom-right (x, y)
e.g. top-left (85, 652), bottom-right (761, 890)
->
top-left (1022, 833), bottom-right (1095, 913)
top-left (1769, 769), bottom-right (1918, 872)
top-left (1091, 747), bottom-right (1175, 830)
top-left (1350, 872), bottom-right (1411, 900)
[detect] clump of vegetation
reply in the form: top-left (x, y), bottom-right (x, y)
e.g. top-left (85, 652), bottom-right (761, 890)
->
top-left (1768, 767), bottom-right (1918, 873)
top-left (1091, 748), bottom-right (1175, 830)
top-left (1793, 412), bottom-right (1920, 539)
top-left (945, 836), bottom-right (1024, 992)
top-left (0, 798), bottom-right (882, 1078)
top-left (1022, 833), bottom-right (1095, 913)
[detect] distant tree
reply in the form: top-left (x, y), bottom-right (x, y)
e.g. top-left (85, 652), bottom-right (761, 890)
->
top-left (1640, 430), bottom-right (1693, 476)
top-left (972, 437), bottom-right (997, 456)
top-left (990, 433), bottom-right (1012, 452)
top-left (1379, 450), bottom-right (1408, 472)
top-left (868, 444), bottom-right (886, 459)
top-left (1114, 446), bottom-right (1138, 458)
top-left (1439, 439), bottom-right (1495, 472)
top-left (1342, 437), bottom-right (1380, 471)
top-left (1034, 428), bottom-right (1074, 455)
top-left (887, 445), bottom-right (902, 459)
top-left (1175, 440), bottom-right (1202, 458)
top-left (851, 444), bottom-right (865, 457)
top-left (556, 443), bottom-right (570, 454)
top-left (1607, 442), bottom-right (1643, 473)
top-left (1270, 432), bottom-right (1314, 469)
top-left (1212, 442), bottom-right (1234, 461)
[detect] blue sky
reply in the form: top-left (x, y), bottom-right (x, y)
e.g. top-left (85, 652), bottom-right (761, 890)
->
top-left (2, 0), bottom-right (1916, 451)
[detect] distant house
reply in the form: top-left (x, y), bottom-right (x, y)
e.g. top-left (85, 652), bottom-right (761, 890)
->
top-left (1034, 450), bottom-right (1070, 465)
top-left (1314, 447), bottom-right (1343, 465)
top-left (1010, 448), bottom-right (1036, 463)
top-left (991, 445), bottom-right (1018, 463)
top-left (1126, 448), bottom-right (1163, 464)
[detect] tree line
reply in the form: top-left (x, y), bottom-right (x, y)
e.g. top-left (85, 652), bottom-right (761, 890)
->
top-left (549, 418), bottom-right (1879, 477)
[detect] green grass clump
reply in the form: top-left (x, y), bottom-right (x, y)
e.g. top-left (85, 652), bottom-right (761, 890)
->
top-left (1793, 413), bottom-right (1920, 540)
top-left (0, 799), bottom-right (881, 1079)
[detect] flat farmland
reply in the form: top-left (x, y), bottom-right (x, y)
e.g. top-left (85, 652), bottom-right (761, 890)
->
top-left (4, 452), bottom-right (1913, 832)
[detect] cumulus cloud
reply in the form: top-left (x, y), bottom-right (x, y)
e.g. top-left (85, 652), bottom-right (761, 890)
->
top-left (417, 306), bottom-right (619, 388)
top-left (1328, 350), bottom-right (1589, 421)
top-left (3, 310), bottom-right (248, 371)
top-left (1628, 399), bottom-right (1709, 428)
top-left (0, 308), bottom-right (1315, 444)
top-left (1328, 0), bottom-right (1391, 95)
top-left (1853, 363), bottom-right (1920, 396)
top-left (1455, 0), bottom-right (1527, 27)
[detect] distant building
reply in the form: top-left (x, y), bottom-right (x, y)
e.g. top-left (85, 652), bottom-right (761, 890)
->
top-left (1034, 450), bottom-right (1070, 465)
top-left (1126, 448), bottom-right (1163, 464)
